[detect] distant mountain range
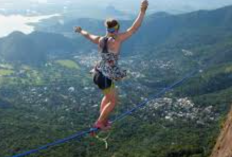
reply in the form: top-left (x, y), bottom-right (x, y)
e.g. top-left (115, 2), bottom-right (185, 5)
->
top-left (1, 0), bottom-right (232, 16)
top-left (1, 4), bottom-right (232, 157)
top-left (0, 5), bottom-right (232, 66)
top-left (0, 31), bottom-right (78, 66)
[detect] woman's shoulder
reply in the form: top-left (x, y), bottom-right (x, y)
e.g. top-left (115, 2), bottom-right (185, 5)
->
top-left (99, 36), bottom-right (116, 47)
top-left (98, 36), bottom-right (106, 47)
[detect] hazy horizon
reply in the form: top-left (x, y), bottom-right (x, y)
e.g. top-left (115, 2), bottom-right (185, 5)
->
top-left (0, 0), bottom-right (232, 37)
top-left (1, 0), bottom-right (232, 15)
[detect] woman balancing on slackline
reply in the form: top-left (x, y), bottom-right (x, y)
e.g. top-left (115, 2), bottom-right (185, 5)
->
top-left (75, 0), bottom-right (149, 130)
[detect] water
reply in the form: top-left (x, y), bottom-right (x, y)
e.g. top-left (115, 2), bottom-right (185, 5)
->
top-left (0, 14), bottom-right (60, 38)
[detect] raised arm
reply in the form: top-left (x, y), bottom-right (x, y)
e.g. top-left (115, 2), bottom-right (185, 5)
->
top-left (75, 27), bottom-right (101, 44)
top-left (118, 0), bottom-right (148, 42)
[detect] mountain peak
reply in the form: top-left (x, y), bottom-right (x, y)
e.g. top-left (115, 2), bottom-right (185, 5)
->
top-left (153, 12), bottom-right (171, 17)
top-left (8, 31), bottom-right (26, 37)
top-left (104, 5), bottom-right (124, 16)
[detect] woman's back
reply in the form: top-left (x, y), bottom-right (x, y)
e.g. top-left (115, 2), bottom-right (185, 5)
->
top-left (99, 36), bottom-right (122, 55)
top-left (97, 36), bottom-right (126, 81)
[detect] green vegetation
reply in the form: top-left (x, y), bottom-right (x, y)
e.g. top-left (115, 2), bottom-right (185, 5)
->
top-left (1, 5), bottom-right (232, 157)
top-left (55, 60), bottom-right (80, 69)
top-left (0, 53), bottom-right (228, 157)
top-left (0, 69), bottom-right (14, 76)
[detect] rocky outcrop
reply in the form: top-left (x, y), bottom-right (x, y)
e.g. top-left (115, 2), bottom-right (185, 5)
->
top-left (210, 106), bottom-right (232, 157)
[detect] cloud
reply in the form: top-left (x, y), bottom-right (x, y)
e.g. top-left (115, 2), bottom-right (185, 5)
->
top-left (31, 0), bottom-right (48, 4)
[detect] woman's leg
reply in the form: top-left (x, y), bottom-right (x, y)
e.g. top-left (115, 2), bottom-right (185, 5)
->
top-left (97, 88), bottom-right (118, 125)
top-left (100, 95), bottom-right (110, 113)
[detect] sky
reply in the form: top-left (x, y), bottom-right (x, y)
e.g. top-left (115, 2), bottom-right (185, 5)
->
top-left (0, 0), bottom-right (232, 37)
top-left (1, 0), bottom-right (232, 14)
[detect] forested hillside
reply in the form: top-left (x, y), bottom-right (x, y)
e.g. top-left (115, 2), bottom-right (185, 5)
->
top-left (0, 5), bottom-right (232, 157)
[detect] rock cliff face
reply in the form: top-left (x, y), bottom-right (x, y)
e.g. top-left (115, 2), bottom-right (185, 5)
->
top-left (210, 106), bottom-right (232, 157)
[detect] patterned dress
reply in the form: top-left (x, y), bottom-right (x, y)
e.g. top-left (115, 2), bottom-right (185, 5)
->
top-left (96, 37), bottom-right (127, 81)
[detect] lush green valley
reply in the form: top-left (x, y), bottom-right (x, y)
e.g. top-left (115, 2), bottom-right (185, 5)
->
top-left (1, 5), bottom-right (232, 157)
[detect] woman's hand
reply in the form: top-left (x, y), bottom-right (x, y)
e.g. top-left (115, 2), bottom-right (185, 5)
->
top-left (74, 27), bottom-right (100, 44)
top-left (141, 0), bottom-right (149, 13)
top-left (75, 26), bottom-right (82, 33)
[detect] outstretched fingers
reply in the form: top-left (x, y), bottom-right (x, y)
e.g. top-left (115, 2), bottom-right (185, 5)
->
top-left (141, 0), bottom-right (149, 12)
top-left (74, 26), bottom-right (82, 33)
